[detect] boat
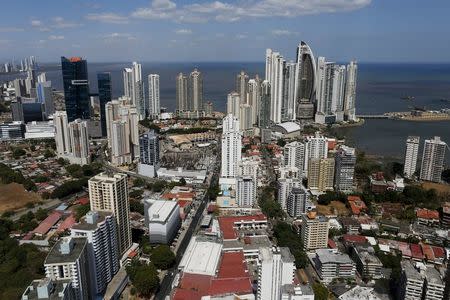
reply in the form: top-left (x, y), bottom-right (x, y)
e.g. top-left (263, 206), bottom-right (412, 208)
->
top-left (400, 96), bottom-right (415, 100)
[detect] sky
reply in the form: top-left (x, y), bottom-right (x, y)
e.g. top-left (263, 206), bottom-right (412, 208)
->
top-left (0, 0), bottom-right (449, 63)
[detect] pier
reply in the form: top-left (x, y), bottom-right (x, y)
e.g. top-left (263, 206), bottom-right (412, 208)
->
top-left (356, 114), bottom-right (390, 119)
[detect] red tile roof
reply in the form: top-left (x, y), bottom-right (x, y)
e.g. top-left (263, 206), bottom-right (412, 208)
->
top-left (179, 273), bottom-right (212, 294)
top-left (342, 234), bottom-right (367, 244)
top-left (421, 244), bottom-right (435, 261)
top-left (218, 214), bottom-right (267, 240)
top-left (328, 239), bottom-right (337, 249)
top-left (410, 244), bottom-right (424, 260)
top-left (208, 278), bottom-right (253, 296)
top-left (32, 211), bottom-right (62, 235)
top-left (416, 208), bottom-right (439, 220)
top-left (76, 197), bottom-right (89, 205)
top-left (162, 192), bottom-right (195, 200)
top-left (56, 214), bottom-right (76, 232)
top-left (172, 288), bottom-right (202, 300)
top-left (347, 196), bottom-right (367, 215)
top-left (217, 252), bottom-right (248, 279)
top-left (177, 200), bottom-right (190, 208)
top-left (431, 246), bottom-right (445, 258)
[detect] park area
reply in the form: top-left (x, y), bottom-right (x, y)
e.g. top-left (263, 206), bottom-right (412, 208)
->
top-left (316, 200), bottom-right (350, 216)
top-left (0, 183), bottom-right (41, 213)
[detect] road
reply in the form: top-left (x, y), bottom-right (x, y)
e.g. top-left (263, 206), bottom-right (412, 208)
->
top-left (11, 198), bottom-right (62, 221)
top-left (155, 173), bottom-right (217, 300)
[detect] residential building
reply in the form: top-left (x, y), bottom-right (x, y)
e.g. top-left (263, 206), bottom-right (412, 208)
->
top-left (88, 172), bottom-right (131, 256)
top-left (97, 72), bottom-right (112, 136)
top-left (301, 212), bottom-right (329, 251)
top-left (295, 41), bottom-right (316, 121)
top-left (227, 92), bottom-right (240, 116)
top-left (236, 176), bottom-right (256, 207)
top-left (313, 249), bottom-right (356, 283)
top-left (54, 111), bottom-right (70, 155)
top-left (220, 114), bottom-right (242, 178)
top-left (404, 136), bottom-right (420, 178)
top-left (248, 77), bottom-right (260, 125)
top-left (67, 119), bottom-right (90, 165)
top-left (0, 121), bottom-right (25, 140)
top-left (144, 199), bottom-right (181, 244)
top-left (282, 61), bottom-right (297, 121)
top-left (176, 72), bottom-right (188, 111)
top-left (398, 261), bottom-right (424, 300)
top-left (188, 68), bottom-right (203, 111)
top-left (236, 70), bottom-right (249, 104)
top-left (147, 74), bottom-right (160, 119)
top-left (61, 57), bottom-right (90, 122)
top-left (36, 81), bottom-right (54, 118)
top-left (308, 158), bottom-right (335, 193)
top-left (21, 278), bottom-right (75, 300)
top-left (305, 132), bottom-right (328, 172)
top-left (284, 141), bottom-right (306, 177)
top-left (281, 284), bottom-right (314, 300)
top-left (239, 103), bottom-right (253, 131)
top-left (278, 177), bottom-right (301, 210)
top-left (44, 237), bottom-right (91, 300)
top-left (286, 186), bottom-right (313, 218)
top-left (258, 247), bottom-right (295, 300)
top-left (352, 247), bottom-right (382, 279)
top-left (334, 145), bottom-right (356, 193)
top-left (424, 267), bottom-right (444, 300)
top-left (138, 130), bottom-right (160, 178)
top-left (259, 80), bottom-right (271, 129)
top-left (420, 136), bottom-right (447, 182)
top-left (71, 211), bottom-right (119, 296)
top-left (343, 61), bottom-right (358, 121)
top-left (265, 49), bottom-right (284, 124)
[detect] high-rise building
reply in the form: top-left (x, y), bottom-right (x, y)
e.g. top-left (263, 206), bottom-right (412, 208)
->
top-left (284, 141), bottom-right (306, 177)
top-left (403, 136), bottom-right (420, 179)
top-left (14, 78), bottom-right (27, 98)
top-left (205, 101), bottom-right (213, 116)
top-left (334, 145), bottom-right (356, 193)
top-left (123, 62), bottom-right (145, 119)
top-left (398, 261), bottom-right (425, 300)
top-left (176, 72), bottom-right (188, 111)
top-left (122, 68), bottom-right (133, 99)
top-left (147, 74), bottom-right (160, 119)
top-left (424, 267), bottom-right (445, 300)
top-left (247, 78), bottom-right (260, 125)
top-left (265, 49), bottom-right (284, 124)
top-left (257, 247), bottom-right (295, 300)
top-left (308, 158), bottom-right (335, 193)
top-left (295, 41), bottom-right (317, 109)
top-left (71, 211), bottom-right (119, 296)
top-left (138, 130), bottom-right (160, 178)
top-left (420, 136), bottom-right (447, 183)
top-left (226, 92), bottom-right (240, 116)
top-left (239, 104), bottom-right (252, 131)
top-left (277, 177), bottom-right (301, 210)
top-left (286, 186), bottom-right (311, 218)
top-left (37, 72), bottom-right (47, 83)
top-left (88, 172), bottom-right (131, 256)
top-left (282, 61), bottom-right (297, 121)
top-left (36, 81), bottom-right (54, 118)
top-left (305, 132), bottom-right (328, 173)
top-left (236, 70), bottom-right (249, 104)
top-left (97, 73), bottom-right (112, 136)
top-left (21, 278), bottom-right (75, 300)
top-left (259, 80), bottom-right (271, 129)
top-left (188, 68), bottom-right (203, 111)
top-left (68, 119), bottom-right (90, 165)
top-left (301, 212), bottom-right (329, 251)
top-left (44, 237), bottom-right (91, 300)
top-left (105, 98), bottom-right (140, 166)
top-left (61, 57), bottom-right (90, 122)
top-left (221, 114), bottom-right (242, 178)
top-left (236, 176), bottom-right (255, 207)
top-left (343, 61), bottom-right (358, 121)
top-left (54, 111), bottom-right (70, 156)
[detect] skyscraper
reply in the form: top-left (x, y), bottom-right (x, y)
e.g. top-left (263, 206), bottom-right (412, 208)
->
top-left (334, 145), bottom-right (356, 193)
top-left (61, 56), bottom-right (90, 122)
top-left (71, 211), bottom-right (119, 296)
top-left (258, 80), bottom-right (271, 129)
top-left (176, 72), bottom-right (188, 111)
top-left (54, 111), bottom-right (71, 156)
top-left (286, 186), bottom-right (311, 218)
top-left (404, 136), bottom-right (420, 179)
top-left (123, 62), bottom-right (145, 119)
top-left (301, 212), bottom-right (329, 251)
top-left (236, 70), bottom-right (249, 104)
top-left (68, 119), bottom-right (90, 165)
top-left (147, 74), bottom-right (160, 119)
top-left (221, 114), bottom-right (242, 178)
top-left (97, 72), bottom-right (112, 136)
top-left (122, 68), bottom-right (133, 99)
top-left (343, 61), bottom-right (358, 121)
top-left (265, 49), bottom-right (284, 124)
top-left (239, 104), bottom-right (252, 131)
top-left (188, 68), bottom-right (203, 111)
top-left (89, 172), bottom-right (131, 256)
top-left (247, 77), bottom-right (260, 125)
top-left (236, 176), bottom-right (255, 207)
top-left (138, 130), bottom-right (160, 178)
top-left (420, 136), bottom-right (447, 183)
top-left (295, 41), bottom-right (317, 106)
top-left (305, 132), bottom-right (328, 173)
top-left (282, 61), bottom-right (297, 121)
top-left (284, 141), bottom-right (306, 176)
top-left (36, 81), bottom-right (54, 118)
top-left (226, 92), bottom-right (240, 116)
top-left (308, 158), bottom-right (335, 193)
top-left (277, 177), bottom-right (301, 210)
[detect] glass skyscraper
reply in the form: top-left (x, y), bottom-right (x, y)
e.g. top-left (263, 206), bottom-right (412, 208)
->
top-left (97, 72), bottom-right (112, 136)
top-left (61, 56), bottom-right (90, 122)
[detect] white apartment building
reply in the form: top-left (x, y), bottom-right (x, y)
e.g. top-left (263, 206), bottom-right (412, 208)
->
top-left (147, 74), bottom-right (160, 119)
top-left (265, 49), bottom-right (284, 124)
top-left (236, 176), bottom-right (256, 207)
top-left (403, 136), bottom-right (420, 179)
top-left (284, 141), bottom-right (306, 177)
top-left (399, 261), bottom-right (424, 300)
top-left (301, 213), bottom-right (329, 251)
top-left (221, 114), bottom-right (242, 178)
top-left (334, 145), bottom-right (356, 193)
top-left (314, 249), bottom-right (356, 283)
top-left (286, 186), bottom-right (314, 218)
top-left (278, 177), bottom-right (301, 210)
top-left (420, 136), bottom-right (447, 183)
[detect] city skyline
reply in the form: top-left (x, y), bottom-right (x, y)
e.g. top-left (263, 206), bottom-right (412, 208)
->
top-left (1, 1), bottom-right (450, 63)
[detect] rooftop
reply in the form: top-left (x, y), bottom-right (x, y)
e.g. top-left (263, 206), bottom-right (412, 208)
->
top-left (21, 278), bottom-right (72, 300)
top-left (145, 199), bottom-right (179, 223)
top-left (416, 208), bottom-right (439, 220)
top-left (71, 211), bottom-right (112, 231)
top-left (425, 267), bottom-right (444, 286)
top-left (316, 249), bottom-right (353, 265)
top-left (218, 214), bottom-right (267, 240)
top-left (32, 211), bottom-right (62, 235)
top-left (401, 261), bottom-right (423, 281)
top-left (179, 235), bottom-right (222, 276)
top-left (338, 286), bottom-right (382, 300)
top-left (44, 237), bottom-right (87, 265)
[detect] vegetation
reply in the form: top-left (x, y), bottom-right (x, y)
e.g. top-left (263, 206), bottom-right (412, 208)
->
top-left (139, 119), bottom-right (160, 133)
top-left (317, 191), bottom-right (347, 205)
top-left (273, 222), bottom-right (309, 268)
top-left (35, 208), bottom-right (48, 221)
top-left (75, 204), bottom-right (90, 221)
top-left (130, 199), bottom-right (144, 215)
top-left (258, 186), bottom-right (284, 219)
top-left (0, 218), bottom-right (46, 299)
top-left (442, 169), bottom-right (450, 183)
top-left (51, 178), bottom-right (87, 199)
top-left (276, 139), bottom-right (286, 147)
top-left (312, 282), bottom-right (329, 300)
top-left (206, 182), bottom-right (220, 200)
top-left (65, 163), bottom-right (102, 179)
top-left (43, 149), bottom-right (55, 158)
top-left (133, 178), bottom-right (146, 187)
top-left (12, 148), bottom-right (26, 159)
top-left (0, 163), bottom-right (36, 191)
top-left (151, 245), bottom-right (176, 270)
top-left (126, 259), bottom-right (159, 298)
top-left (129, 190), bottom-right (144, 199)
top-left (33, 175), bottom-right (49, 183)
top-left (165, 127), bottom-right (210, 135)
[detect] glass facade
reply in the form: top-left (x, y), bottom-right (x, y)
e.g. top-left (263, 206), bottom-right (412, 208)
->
top-left (97, 72), bottom-right (112, 136)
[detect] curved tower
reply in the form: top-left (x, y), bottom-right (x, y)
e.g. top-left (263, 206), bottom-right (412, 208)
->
top-left (295, 42), bottom-right (317, 120)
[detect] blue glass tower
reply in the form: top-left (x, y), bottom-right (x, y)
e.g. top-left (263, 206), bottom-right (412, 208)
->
top-left (61, 56), bottom-right (90, 122)
top-left (97, 72), bottom-right (112, 136)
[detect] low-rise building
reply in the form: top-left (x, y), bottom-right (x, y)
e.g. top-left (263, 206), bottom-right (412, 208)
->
top-left (398, 261), bottom-right (424, 300)
top-left (424, 267), bottom-right (445, 300)
top-left (21, 278), bottom-right (75, 300)
top-left (312, 249), bottom-right (356, 283)
top-left (416, 208), bottom-right (440, 227)
top-left (340, 217), bottom-right (360, 235)
top-left (352, 247), bottom-right (383, 279)
top-left (144, 199), bottom-right (181, 244)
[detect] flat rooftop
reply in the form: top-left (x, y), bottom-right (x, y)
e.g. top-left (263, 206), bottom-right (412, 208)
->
top-left (22, 278), bottom-right (72, 300)
top-left (44, 237), bottom-right (87, 265)
top-left (71, 211), bottom-right (111, 231)
top-left (179, 235), bottom-right (222, 276)
top-left (145, 199), bottom-right (179, 223)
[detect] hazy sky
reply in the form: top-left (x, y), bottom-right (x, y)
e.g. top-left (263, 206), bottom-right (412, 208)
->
top-left (0, 0), bottom-right (449, 63)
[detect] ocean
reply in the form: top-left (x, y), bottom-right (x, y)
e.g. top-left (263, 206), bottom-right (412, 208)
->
top-left (1, 62), bottom-right (450, 161)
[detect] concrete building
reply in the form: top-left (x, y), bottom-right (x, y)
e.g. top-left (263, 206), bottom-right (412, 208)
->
top-left (178, 235), bottom-right (222, 276)
top-left (227, 92), bottom-right (240, 116)
top-left (259, 80), bottom-right (271, 129)
top-left (221, 114), bottom-right (242, 178)
top-left (144, 199), bottom-right (181, 244)
top-left (282, 61), bottom-right (297, 122)
top-left (71, 211), bottom-right (119, 296)
top-left (420, 136), bottom-right (447, 183)
top-left (398, 261), bottom-right (424, 300)
top-left (188, 68), bottom-right (203, 111)
top-left (0, 121), bottom-right (25, 140)
top-left (123, 62), bottom-right (145, 119)
top-left (313, 249), bottom-right (356, 283)
top-left (138, 130), bottom-right (160, 178)
top-left (239, 103), bottom-right (253, 131)
top-left (44, 237), bottom-right (90, 300)
top-left (305, 133), bottom-right (328, 168)
top-left (343, 61), bottom-right (358, 121)
top-left (284, 141), bottom-right (306, 177)
top-left (352, 248), bottom-right (382, 279)
top-left (236, 70), bottom-right (249, 104)
top-left (278, 177), bottom-right (301, 210)
top-left (424, 267), bottom-right (444, 300)
top-left (67, 119), bottom-right (90, 165)
top-left (88, 173), bottom-right (131, 256)
top-left (176, 72), bottom-right (188, 111)
top-left (247, 78), bottom-right (260, 125)
top-left (286, 186), bottom-right (313, 218)
top-left (236, 176), bottom-right (256, 207)
top-left (281, 284), bottom-right (314, 300)
top-left (147, 74), bottom-right (160, 119)
top-left (258, 247), bottom-right (295, 300)
top-left (301, 212), bottom-right (329, 251)
top-left (25, 121), bottom-right (55, 139)
top-left (295, 41), bottom-right (317, 121)
top-left (21, 278), bottom-right (75, 300)
top-left (334, 145), bottom-right (356, 193)
top-left (265, 49), bottom-right (284, 124)
top-left (308, 158), bottom-right (335, 193)
top-left (404, 136), bottom-right (420, 179)
top-left (54, 111), bottom-right (71, 156)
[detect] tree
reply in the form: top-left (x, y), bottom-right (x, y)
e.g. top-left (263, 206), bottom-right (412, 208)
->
top-left (75, 204), bottom-right (90, 221)
top-left (12, 148), bottom-right (26, 159)
top-left (130, 199), bottom-right (144, 215)
top-left (152, 181), bottom-right (166, 193)
top-left (129, 190), bottom-right (144, 199)
top-left (442, 169), bottom-right (450, 183)
top-left (151, 245), bottom-right (176, 270)
top-left (35, 208), bottom-right (48, 221)
top-left (277, 139), bottom-right (286, 147)
top-left (126, 260), bottom-right (159, 298)
top-left (43, 149), bottom-right (55, 158)
top-left (65, 164), bottom-right (83, 178)
top-left (133, 178), bottom-right (146, 187)
top-left (179, 177), bottom-right (186, 186)
top-left (312, 283), bottom-right (329, 300)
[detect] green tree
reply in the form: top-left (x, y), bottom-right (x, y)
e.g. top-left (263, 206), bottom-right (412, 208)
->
top-left (151, 245), bottom-right (176, 270)
top-left (133, 178), bottom-right (146, 187)
top-left (179, 177), bottom-right (186, 186)
top-left (35, 208), bottom-right (48, 221)
top-left (312, 283), bottom-right (329, 300)
top-left (126, 260), bottom-right (159, 298)
top-left (75, 204), bottom-right (90, 221)
top-left (12, 148), bottom-right (26, 159)
top-left (129, 190), bottom-right (144, 199)
top-left (152, 181), bottom-right (166, 193)
top-left (43, 149), bottom-right (55, 158)
top-left (130, 199), bottom-right (144, 215)
top-left (65, 164), bottom-right (83, 178)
